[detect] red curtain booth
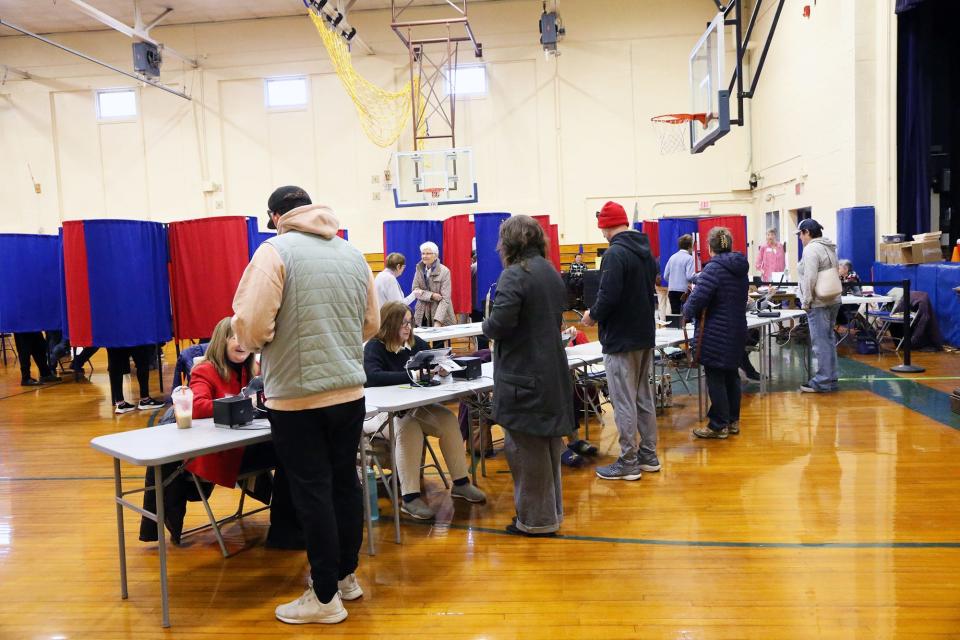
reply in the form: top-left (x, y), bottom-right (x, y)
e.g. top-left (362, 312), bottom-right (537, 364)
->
top-left (533, 215), bottom-right (562, 271)
top-left (169, 216), bottom-right (252, 341)
top-left (642, 220), bottom-right (660, 258)
top-left (697, 216), bottom-right (747, 264)
top-left (442, 214), bottom-right (474, 315)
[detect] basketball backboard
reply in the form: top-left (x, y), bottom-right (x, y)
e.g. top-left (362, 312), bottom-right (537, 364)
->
top-left (689, 12), bottom-right (730, 153)
top-left (392, 147), bottom-right (478, 208)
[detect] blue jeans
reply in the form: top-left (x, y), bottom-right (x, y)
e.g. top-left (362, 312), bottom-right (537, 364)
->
top-left (807, 304), bottom-right (840, 391)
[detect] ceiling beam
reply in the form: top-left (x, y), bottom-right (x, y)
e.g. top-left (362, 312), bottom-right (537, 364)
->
top-left (64, 0), bottom-right (198, 68)
top-left (0, 64), bottom-right (32, 82)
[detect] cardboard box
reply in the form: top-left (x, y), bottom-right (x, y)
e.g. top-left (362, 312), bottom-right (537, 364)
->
top-left (912, 231), bottom-right (942, 242)
top-left (879, 241), bottom-right (911, 264)
top-left (909, 239), bottom-right (943, 264)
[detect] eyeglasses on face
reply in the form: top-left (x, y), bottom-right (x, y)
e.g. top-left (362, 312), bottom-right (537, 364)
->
top-left (401, 319), bottom-right (413, 327)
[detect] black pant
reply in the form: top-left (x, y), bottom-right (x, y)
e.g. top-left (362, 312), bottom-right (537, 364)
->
top-left (739, 351), bottom-right (759, 376)
top-left (13, 331), bottom-right (53, 382)
top-left (704, 366), bottom-right (741, 431)
top-left (107, 346), bottom-right (153, 404)
top-left (470, 309), bottom-right (489, 349)
top-left (668, 291), bottom-right (685, 316)
top-left (268, 398), bottom-right (365, 603)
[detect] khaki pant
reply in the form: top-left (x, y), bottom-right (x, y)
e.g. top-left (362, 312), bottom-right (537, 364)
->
top-left (396, 404), bottom-right (469, 497)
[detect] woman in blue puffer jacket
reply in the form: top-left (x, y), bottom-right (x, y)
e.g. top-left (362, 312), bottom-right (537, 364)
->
top-left (682, 227), bottom-right (749, 439)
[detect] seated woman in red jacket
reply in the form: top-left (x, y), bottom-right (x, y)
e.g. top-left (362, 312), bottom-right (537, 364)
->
top-left (185, 317), bottom-right (302, 549)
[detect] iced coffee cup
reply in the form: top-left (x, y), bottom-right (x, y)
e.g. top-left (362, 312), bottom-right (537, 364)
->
top-left (171, 386), bottom-right (193, 429)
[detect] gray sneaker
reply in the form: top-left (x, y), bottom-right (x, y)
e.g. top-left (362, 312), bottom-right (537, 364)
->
top-left (451, 483), bottom-right (486, 503)
top-left (637, 453), bottom-right (661, 472)
top-left (400, 497), bottom-right (435, 520)
top-left (595, 458), bottom-right (642, 481)
top-left (727, 421), bottom-right (740, 435)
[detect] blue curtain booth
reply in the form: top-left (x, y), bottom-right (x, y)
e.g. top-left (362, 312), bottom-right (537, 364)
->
top-left (0, 234), bottom-right (64, 333)
top-left (657, 217), bottom-right (699, 285)
top-left (246, 217), bottom-right (346, 259)
top-left (474, 212), bottom-right (511, 309)
top-left (872, 261), bottom-right (960, 347)
top-left (62, 220), bottom-right (172, 348)
top-left (383, 220), bottom-right (444, 296)
top-left (836, 206), bottom-right (877, 279)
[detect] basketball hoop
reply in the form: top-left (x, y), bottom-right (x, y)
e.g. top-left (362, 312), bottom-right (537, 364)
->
top-left (651, 113), bottom-right (709, 155)
top-left (423, 187), bottom-right (445, 207)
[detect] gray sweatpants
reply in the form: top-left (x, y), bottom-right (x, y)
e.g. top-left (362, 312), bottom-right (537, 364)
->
top-left (503, 429), bottom-right (564, 534)
top-left (603, 349), bottom-right (658, 462)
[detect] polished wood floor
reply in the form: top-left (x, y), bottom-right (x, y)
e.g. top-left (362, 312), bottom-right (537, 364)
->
top-left (1, 342), bottom-right (959, 639)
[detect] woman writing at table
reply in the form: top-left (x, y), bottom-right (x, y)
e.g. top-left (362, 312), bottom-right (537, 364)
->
top-left (363, 301), bottom-right (486, 521)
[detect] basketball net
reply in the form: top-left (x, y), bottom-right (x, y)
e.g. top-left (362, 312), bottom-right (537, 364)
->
top-left (651, 113), bottom-right (708, 155)
top-left (424, 187), bottom-right (445, 208)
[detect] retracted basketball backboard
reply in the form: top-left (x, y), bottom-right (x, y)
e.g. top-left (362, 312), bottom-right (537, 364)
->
top-left (689, 12), bottom-right (730, 153)
top-left (393, 147), bottom-right (478, 208)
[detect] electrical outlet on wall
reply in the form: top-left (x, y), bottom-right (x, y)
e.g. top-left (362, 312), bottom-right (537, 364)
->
top-left (372, 192), bottom-right (381, 201)
top-left (214, 200), bottom-right (223, 209)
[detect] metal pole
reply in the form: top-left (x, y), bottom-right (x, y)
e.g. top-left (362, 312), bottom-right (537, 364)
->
top-left (0, 19), bottom-right (191, 100)
top-left (891, 278), bottom-right (925, 373)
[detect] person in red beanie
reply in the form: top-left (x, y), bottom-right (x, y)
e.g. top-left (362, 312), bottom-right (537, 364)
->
top-left (582, 201), bottom-right (660, 481)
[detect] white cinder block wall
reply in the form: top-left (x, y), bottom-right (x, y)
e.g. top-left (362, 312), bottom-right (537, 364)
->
top-left (0, 0), bottom-right (897, 269)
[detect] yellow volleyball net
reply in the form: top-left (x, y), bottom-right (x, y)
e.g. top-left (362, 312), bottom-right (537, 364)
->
top-left (307, 9), bottom-right (421, 148)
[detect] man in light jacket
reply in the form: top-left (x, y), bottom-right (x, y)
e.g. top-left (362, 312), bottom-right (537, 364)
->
top-left (796, 218), bottom-right (841, 393)
top-left (232, 185), bottom-right (379, 625)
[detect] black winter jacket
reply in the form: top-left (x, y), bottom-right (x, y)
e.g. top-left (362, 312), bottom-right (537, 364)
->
top-left (681, 251), bottom-right (749, 370)
top-left (482, 251), bottom-right (574, 437)
top-left (589, 230), bottom-right (658, 354)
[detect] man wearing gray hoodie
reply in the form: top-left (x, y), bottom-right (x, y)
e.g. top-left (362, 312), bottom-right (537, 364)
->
top-left (796, 218), bottom-right (841, 393)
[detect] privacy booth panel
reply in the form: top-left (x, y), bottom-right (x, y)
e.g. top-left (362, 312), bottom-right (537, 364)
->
top-left (474, 213), bottom-right (510, 310)
top-left (698, 216), bottom-right (747, 265)
top-left (62, 220), bottom-right (172, 348)
top-left (169, 216), bottom-right (251, 341)
top-left (383, 220), bottom-right (444, 297)
top-left (836, 206), bottom-right (876, 280)
top-left (0, 234), bottom-right (64, 333)
top-left (658, 218), bottom-right (699, 286)
top-left (442, 215), bottom-right (473, 315)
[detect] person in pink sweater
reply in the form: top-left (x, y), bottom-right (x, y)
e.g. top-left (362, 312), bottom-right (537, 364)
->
top-left (756, 228), bottom-right (785, 282)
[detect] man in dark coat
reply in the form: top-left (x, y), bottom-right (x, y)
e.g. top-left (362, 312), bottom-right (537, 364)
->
top-left (483, 215), bottom-right (574, 536)
top-left (582, 201), bottom-right (660, 481)
top-left (682, 227), bottom-right (749, 438)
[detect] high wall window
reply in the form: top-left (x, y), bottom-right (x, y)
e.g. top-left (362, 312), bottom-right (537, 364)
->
top-left (96, 88), bottom-right (137, 121)
top-left (444, 65), bottom-right (487, 98)
top-left (265, 76), bottom-right (309, 110)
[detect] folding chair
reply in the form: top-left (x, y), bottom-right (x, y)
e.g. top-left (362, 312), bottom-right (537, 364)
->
top-left (185, 467), bottom-right (273, 558)
top-left (1, 334), bottom-right (18, 367)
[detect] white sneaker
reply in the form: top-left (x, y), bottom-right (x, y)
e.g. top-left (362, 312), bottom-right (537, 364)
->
top-left (338, 573), bottom-right (364, 601)
top-left (275, 588), bottom-right (347, 625)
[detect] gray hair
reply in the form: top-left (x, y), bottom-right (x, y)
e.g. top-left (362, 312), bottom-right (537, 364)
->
top-left (838, 259), bottom-right (854, 270)
top-left (419, 241), bottom-right (439, 255)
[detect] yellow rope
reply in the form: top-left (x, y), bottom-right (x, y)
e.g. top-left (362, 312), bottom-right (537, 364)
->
top-left (308, 10), bottom-right (422, 148)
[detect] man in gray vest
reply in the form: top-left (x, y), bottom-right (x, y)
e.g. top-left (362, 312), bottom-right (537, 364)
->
top-left (232, 186), bottom-right (379, 625)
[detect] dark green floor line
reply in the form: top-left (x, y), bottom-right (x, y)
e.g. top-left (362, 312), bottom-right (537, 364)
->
top-left (402, 520), bottom-right (960, 549)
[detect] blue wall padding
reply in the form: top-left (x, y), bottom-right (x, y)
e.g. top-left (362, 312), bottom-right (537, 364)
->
top-left (872, 261), bottom-right (959, 346)
top-left (934, 263), bottom-right (960, 346)
top-left (0, 234), bottom-right (64, 333)
top-left (84, 220), bottom-right (172, 347)
top-left (474, 213), bottom-right (511, 308)
top-left (383, 220), bottom-right (444, 297)
top-left (836, 206), bottom-right (876, 279)
top-left (872, 262), bottom-right (917, 295)
top-left (658, 217), bottom-right (699, 285)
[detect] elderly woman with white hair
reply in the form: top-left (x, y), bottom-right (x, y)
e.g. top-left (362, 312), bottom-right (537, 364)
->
top-left (411, 241), bottom-right (456, 327)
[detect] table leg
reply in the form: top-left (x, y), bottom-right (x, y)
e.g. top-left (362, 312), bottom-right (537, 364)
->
top-left (697, 363), bottom-right (704, 421)
top-left (359, 440), bottom-right (375, 556)
top-left (478, 397), bottom-right (487, 479)
top-left (153, 464), bottom-right (170, 628)
top-left (388, 415), bottom-right (401, 544)
top-left (759, 325), bottom-right (767, 395)
top-left (113, 458), bottom-right (128, 600)
top-left (466, 400), bottom-right (477, 486)
top-left (581, 366), bottom-right (589, 441)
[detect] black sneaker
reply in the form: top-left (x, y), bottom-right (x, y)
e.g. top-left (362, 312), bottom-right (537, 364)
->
top-left (137, 397), bottom-right (164, 411)
top-left (21, 378), bottom-right (41, 387)
top-left (39, 374), bottom-right (62, 384)
top-left (115, 401), bottom-right (137, 414)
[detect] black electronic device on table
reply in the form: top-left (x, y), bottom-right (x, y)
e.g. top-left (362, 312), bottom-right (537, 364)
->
top-left (452, 356), bottom-right (482, 380)
top-left (213, 376), bottom-right (265, 428)
top-left (405, 348), bottom-right (451, 387)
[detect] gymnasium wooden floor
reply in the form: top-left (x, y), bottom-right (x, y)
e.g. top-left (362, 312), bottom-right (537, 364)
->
top-left (1, 341), bottom-right (959, 639)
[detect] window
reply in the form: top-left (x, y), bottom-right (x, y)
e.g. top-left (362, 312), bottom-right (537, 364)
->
top-left (265, 76), bottom-right (309, 110)
top-left (444, 65), bottom-right (487, 98)
top-left (96, 88), bottom-right (137, 121)
top-left (764, 210), bottom-right (780, 241)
